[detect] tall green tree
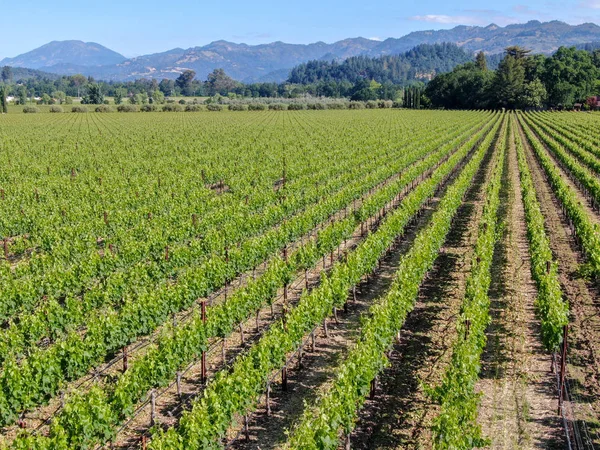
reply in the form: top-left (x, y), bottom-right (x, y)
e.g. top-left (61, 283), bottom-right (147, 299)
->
top-left (542, 46), bottom-right (598, 107)
top-left (18, 86), bottom-right (27, 105)
top-left (175, 70), bottom-right (196, 96)
top-left (0, 85), bottom-right (8, 113)
top-left (1, 66), bottom-right (12, 83)
top-left (82, 83), bottom-right (104, 104)
top-left (206, 69), bottom-right (238, 96)
top-left (475, 51), bottom-right (487, 71)
top-left (493, 48), bottom-right (527, 109)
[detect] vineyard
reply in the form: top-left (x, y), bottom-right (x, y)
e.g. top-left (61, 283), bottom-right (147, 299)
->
top-left (0, 108), bottom-right (599, 449)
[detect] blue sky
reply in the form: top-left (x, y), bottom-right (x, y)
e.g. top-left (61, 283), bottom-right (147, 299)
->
top-left (2, 0), bottom-right (600, 59)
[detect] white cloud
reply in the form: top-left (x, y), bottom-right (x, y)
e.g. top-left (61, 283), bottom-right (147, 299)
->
top-left (578, 0), bottom-right (600, 8)
top-left (409, 14), bottom-right (484, 25)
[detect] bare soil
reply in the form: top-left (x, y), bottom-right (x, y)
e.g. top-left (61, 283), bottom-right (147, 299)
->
top-left (348, 129), bottom-right (498, 450)
top-left (475, 123), bottom-right (562, 450)
top-left (518, 119), bottom-right (600, 448)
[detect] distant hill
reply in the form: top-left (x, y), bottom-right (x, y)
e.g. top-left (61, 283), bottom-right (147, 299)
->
top-left (288, 43), bottom-right (476, 85)
top-left (0, 41), bottom-right (126, 70)
top-left (373, 20), bottom-right (600, 56)
top-left (2, 21), bottom-right (600, 82)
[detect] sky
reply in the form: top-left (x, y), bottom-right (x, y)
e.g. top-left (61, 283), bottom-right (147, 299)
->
top-left (2, 0), bottom-right (600, 59)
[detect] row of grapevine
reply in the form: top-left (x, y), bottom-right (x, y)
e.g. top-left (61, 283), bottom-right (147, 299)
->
top-left (9, 115), bottom-right (476, 449)
top-left (526, 112), bottom-right (600, 175)
top-left (0, 115), bottom-right (492, 428)
top-left (429, 115), bottom-right (507, 449)
top-left (513, 115), bottom-right (568, 352)
top-left (528, 112), bottom-right (600, 164)
top-left (284, 113), bottom-right (503, 450)
top-left (521, 113), bottom-right (600, 206)
top-left (145, 114), bottom-right (501, 450)
top-left (517, 113), bottom-right (600, 277)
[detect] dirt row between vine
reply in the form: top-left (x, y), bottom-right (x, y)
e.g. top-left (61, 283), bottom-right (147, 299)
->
top-left (518, 118), bottom-right (600, 448)
top-left (111, 140), bottom-right (469, 448)
top-left (475, 122), bottom-right (562, 450)
top-left (344, 123), bottom-right (501, 450)
top-left (220, 123), bottom-right (499, 450)
top-left (6, 155), bottom-right (428, 443)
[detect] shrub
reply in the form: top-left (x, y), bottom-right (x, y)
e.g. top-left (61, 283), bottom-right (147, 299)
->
top-left (162, 104), bottom-right (183, 112)
top-left (380, 100), bottom-right (393, 108)
top-left (306, 103), bottom-right (326, 110)
top-left (140, 104), bottom-right (157, 112)
top-left (185, 104), bottom-right (203, 112)
top-left (248, 103), bottom-right (267, 111)
top-left (365, 100), bottom-right (378, 109)
top-left (287, 103), bottom-right (306, 110)
top-left (71, 106), bottom-right (88, 113)
top-left (117, 104), bottom-right (138, 112)
top-left (95, 105), bottom-right (113, 113)
top-left (327, 102), bottom-right (347, 110)
top-left (268, 103), bottom-right (288, 111)
top-left (207, 104), bottom-right (223, 111)
top-left (348, 101), bottom-right (366, 109)
top-left (228, 104), bottom-right (248, 111)
top-left (23, 106), bottom-right (40, 113)
top-left (178, 99), bottom-right (187, 105)
top-left (49, 106), bottom-right (64, 113)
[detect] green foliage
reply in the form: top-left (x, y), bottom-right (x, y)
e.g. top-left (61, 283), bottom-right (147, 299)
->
top-left (117, 104), bottom-right (138, 112)
top-left (286, 113), bottom-right (502, 450)
top-left (513, 114), bottom-right (568, 351)
top-left (431, 116), bottom-right (507, 449)
top-left (543, 47), bottom-right (599, 107)
top-left (81, 83), bottom-right (104, 105)
top-left (0, 85), bottom-right (8, 113)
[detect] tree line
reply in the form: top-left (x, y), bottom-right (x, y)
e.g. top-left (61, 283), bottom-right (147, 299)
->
top-left (425, 46), bottom-right (600, 109)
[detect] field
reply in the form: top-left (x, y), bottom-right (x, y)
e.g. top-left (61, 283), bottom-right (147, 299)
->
top-left (0, 109), bottom-right (599, 449)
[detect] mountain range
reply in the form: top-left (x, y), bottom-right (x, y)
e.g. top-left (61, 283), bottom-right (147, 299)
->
top-left (2, 20), bottom-right (600, 83)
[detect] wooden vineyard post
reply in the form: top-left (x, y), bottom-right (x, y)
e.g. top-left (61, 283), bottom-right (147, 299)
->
top-left (222, 338), bottom-right (227, 365)
top-left (345, 433), bottom-right (351, 450)
top-left (165, 245), bottom-right (169, 261)
top-left (103, 211), bottom-right (108, 226)
top-left (464, 319), bottom-right (471, 340)
top-left (239, 324), bottom-right (245, 344)
top-left (176, 371), bottom-right (182, 399)
top-left (3, 238), bottom-right (7, 260)
top-left (323, 318), bottom-right (329, 338)
top-left (558, 325), bottom-right (569, 414)
top-left (122, 346), bottom-right (128, 372)
top-left (192, 213), bottom-right (197, 227)
top-left (298, 345), bottom-right (303, 369)
top-left (370, 378), bottom-right (376, 399)
top-left (282, 364), bottom-right (288, 391)
top-left (333, 307), bottom-right (339, 324)
top-left (141, 435), bottom-right (147, 450)
top-left (244, 415), bottom-right (250, 441)
top-left (150, 390), bottom-right (156, 427)
top-left (266, 382), bottom-right (272, 416)
top-left (311, 331), bottom-right (316, 352)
